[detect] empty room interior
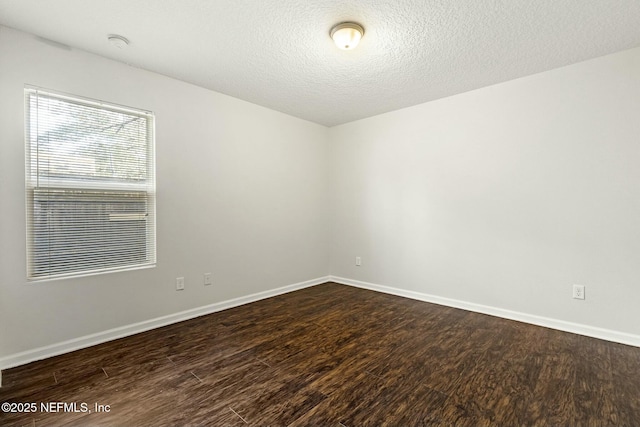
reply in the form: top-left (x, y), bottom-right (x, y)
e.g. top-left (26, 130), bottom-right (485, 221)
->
top-left (1, 1), bottom-right (640, 426)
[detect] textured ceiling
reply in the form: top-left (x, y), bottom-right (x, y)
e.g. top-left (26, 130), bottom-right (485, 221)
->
top-left (1, 0), bottom-right (640, 126)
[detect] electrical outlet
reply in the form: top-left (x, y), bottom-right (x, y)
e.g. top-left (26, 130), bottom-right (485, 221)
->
top-left (204, 273), bottom-right (212, 286)
top-left (176, 277), bottom-right (185, 291)
top-left (355, 256), bottom-right (361, 266)
top-left (572, 284), bottom-right (585, 300)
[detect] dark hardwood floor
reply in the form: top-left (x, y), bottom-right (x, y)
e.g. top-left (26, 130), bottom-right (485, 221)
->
top-left (1, 282), bottom-right (639, 426)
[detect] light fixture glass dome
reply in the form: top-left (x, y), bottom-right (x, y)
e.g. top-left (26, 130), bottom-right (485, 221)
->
top-left (330, 23), bottom-right (364, 50)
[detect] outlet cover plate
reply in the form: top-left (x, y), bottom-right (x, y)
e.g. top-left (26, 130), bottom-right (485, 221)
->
top-left (573, 284), bottom-right (585, 300)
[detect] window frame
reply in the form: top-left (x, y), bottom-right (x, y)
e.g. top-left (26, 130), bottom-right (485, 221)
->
top-left (24, 86), bottom-right (157, 281)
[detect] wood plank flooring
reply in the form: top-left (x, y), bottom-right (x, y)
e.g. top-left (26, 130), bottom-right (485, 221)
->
top-left (1, 282), bottom-right (639, 426)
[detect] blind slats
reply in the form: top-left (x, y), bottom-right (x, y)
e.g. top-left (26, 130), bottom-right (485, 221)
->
top-left (25, 88), bottom-right (156, 280)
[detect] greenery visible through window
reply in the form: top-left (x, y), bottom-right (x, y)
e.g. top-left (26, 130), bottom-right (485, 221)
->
top-left (25, 87), bottom-right (156, 280)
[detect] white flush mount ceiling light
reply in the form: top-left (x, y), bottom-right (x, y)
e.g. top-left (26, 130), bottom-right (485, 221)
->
top-left (330, 22), bottom-right (364, 50)
top-left (108, 34), bottom-right (129, 49)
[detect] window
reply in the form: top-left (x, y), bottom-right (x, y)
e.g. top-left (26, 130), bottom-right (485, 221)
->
top-left (25, 87), bottom-right (156, 280)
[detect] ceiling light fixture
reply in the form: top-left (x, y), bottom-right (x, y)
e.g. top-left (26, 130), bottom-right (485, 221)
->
top-left (330, 22), bottom-right (364, 50)
top-left (107, 34), bottom-right (129, 49)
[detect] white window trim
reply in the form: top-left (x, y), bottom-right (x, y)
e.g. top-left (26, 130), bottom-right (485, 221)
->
top-left (25, 86), bottom-right (157, 281)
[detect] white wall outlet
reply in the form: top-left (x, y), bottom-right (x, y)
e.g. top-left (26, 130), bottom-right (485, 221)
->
top-left (176, 277), bottom-right (185, 291)
top-left (573, 284), bottom-right (585, 300)
top-left (204, 273), bottom-right (212, 286)
top-left (355, 256), bottom-right (362, 266)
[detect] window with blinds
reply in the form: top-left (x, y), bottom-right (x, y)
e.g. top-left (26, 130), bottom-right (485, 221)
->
top-left (25, 87), bottom-right (156, 280)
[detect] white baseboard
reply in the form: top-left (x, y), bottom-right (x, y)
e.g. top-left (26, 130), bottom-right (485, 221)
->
top-left (330, 275), bottom-right (640, 348)
top-left (0, 276), bottom-right (330, 372)
top-left (3, 274), bottom-right (638, 384)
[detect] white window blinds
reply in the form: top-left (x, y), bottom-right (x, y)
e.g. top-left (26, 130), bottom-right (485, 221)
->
top-left (25, 87), bottom-right (156, 280)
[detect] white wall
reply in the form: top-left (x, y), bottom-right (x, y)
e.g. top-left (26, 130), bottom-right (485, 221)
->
top-left (0, 26), bottom-right (330, 361)
top-left (2, 23), bottom-right (639, 366)
top-left (329, 47), bottom-right (640, 336)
